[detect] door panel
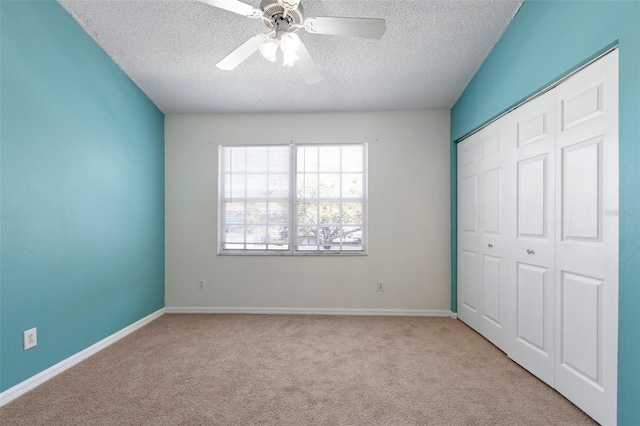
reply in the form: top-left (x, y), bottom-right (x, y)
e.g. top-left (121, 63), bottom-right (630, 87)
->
top-left (559, 271), bottom-right (602, 384)
top-left (483, 168), bottom-right (501, 234)
top-left (477, 119), bottom-right (514, 352)
top-left (457, 134), bottom-right (481, 331)
top-left (516, 263), bottom-right (548, 353)
top-left (507, 89), bottom-right (556, 386)
top-left (554, 50), bottom-right (618, 426)
top-left (461, 250), bottom-right (479, 313)
top-left (561, 80), bottom-right (604, 130)
top-left (518, 108), bottom-right (550, 147)
top-left (460, 176), bottom-right (478, 233)
top-left (561, 137), bottom-right (602, 242)
top-left (482, 134), bottom-right (500, 157)
top-left (482, 254), bottom-right (501, 325)
top-left (518, 155), bottom-right (548, 238)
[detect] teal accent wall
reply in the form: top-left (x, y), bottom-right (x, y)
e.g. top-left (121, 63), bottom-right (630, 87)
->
top-left (1, 1), bottom-right (165, 392)
top-left (450, 1), bottom-right (640, 423)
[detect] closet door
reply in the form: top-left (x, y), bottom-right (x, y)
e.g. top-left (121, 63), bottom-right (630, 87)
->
top-left (507, 90), bottom-right (556, 386)
top-left (553, 50), bottom-right (618, 426)
top-left (478, 120), bottom-right (514, 352)
top-left (457, 134), bottom-right (481, 331)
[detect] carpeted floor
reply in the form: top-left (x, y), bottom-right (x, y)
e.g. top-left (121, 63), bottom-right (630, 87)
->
top-left (0, 314), bottom-right (596, 425)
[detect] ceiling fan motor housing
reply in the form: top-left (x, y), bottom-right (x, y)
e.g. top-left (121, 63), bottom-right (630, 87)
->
top-left (259, 0), bottom-right (304, 32)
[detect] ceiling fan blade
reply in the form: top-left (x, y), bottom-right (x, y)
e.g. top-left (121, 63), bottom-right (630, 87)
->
top-left (195, 0), bottom-right (262, 19)
top-left (296, 41), bottom-right (322, 85)
top-left (216, 33), bottom-right (271, 70)
top-left (304, 17), bottom-right (386, 39)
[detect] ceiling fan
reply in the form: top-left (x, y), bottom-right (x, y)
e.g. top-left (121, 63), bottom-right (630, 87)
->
top-left (196, 0), bottom-right (387, 84)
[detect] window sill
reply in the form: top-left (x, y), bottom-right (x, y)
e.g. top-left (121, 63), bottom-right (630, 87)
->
top-left (217, 251), bottom-right (368, 257)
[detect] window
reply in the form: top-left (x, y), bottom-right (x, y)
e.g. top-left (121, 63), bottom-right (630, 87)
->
top-left (219, 144), bottom-right (367, 254)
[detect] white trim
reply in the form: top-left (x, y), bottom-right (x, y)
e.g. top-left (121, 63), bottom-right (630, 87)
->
top-left (165, 307), bottom-right (454, 317)
top-left (0, 308), bottom-right (165, 407)
top-left (449, 312), bottom-right (458, 320)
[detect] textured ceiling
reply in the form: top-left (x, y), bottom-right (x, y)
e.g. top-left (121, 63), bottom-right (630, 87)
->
top-left (58, 0), bottom-right (522, 114)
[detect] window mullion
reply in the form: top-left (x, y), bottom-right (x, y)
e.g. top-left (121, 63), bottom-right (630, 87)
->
top-left (219, 147), bottom-right (226, 252)
top-left (243, 152), bottom-right (248, 251)
top-left (316, 149), bottom-right (320, 251)
top-left (265, 148), bottom-right (270, 250)
top-left (290, 143), bottom-right (296, 254)
top-left (339, 145), bottom-right (343, 251)
top-left (362, 144), bottom-right (367, 248)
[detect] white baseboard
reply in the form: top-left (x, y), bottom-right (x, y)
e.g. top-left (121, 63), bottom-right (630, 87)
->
top-left (450, 312), bottom-right (458, 319)
top-left (165, 306), bottom-right (455, 317)
top-left (0, 308), bottom-right (165, 408)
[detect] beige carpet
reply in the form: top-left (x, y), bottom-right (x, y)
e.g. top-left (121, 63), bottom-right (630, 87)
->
top-left (1, 314), bottom-right (595, 425)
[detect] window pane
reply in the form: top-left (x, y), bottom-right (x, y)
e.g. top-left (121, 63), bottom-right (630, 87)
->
top-left (225, 174), bottom-right (246, 198)
top-left (297, 227), bottom-right (318, 250)
top-left (268, 226), bottom-right (289, 247)
top-left (269, 174), bottom-right (289, 197)
top-left (343, 227), bottom-right (362, 244)
top-left (294, 144), bottom-right (366, 253)
top-left (229, 147), bottom-right (246, 172)
top-left (224, 243), bottom-right (244, 250)
top-left (318, 226), bottom-right (341, 249)
top-left (225, 202), bottom-right (245, 224)
top-left (318, 146), bottom-right (341, 172)
top-left (246, 202), bottom-right (267, 224)
top-left (225, 225), bottom-right (245, 244)
top-left (246, 147), bottom-right (268, 172)
top-left (297, 146), bottom-right (318, 172)
top-left (268, 202), bottom-right (289, 224)
top-left (246, 225), bottom-right (266, 245)
top-left (269, 146), bottom-right (290, 173)
top-left (297, 202), bottom-right (318, 225)
top-left (319, 174), bottom-right (340, 198)
top-left (319, 202), bottom-right (340, 224)
top-left (296, 173), bottom-right (318, 199)
top-left (342, 202), bottom-right (362, 224)
top-left (342, 174), bottom-right (363, 198)
top-left (342, 146), bottom-right (363, 172)
top-left (220, 145), bottom-right (291, 252)
top-left (246, 174), bottom-right (267, 197)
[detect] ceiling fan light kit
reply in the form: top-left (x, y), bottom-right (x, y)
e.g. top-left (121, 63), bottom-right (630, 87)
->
top-left (258, 38), bottom-right (279, 62)
top-left (196, 0), bottom-right (386, 84)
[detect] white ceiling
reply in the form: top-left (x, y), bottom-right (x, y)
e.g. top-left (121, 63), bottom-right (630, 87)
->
top-left (58, 0), bottom-right (522, 114)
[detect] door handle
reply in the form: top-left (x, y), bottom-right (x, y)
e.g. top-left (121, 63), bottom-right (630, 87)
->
top-left (527, 249), bottom-right (535, 255)
top-left (488, 243), bottom-right (493, 248)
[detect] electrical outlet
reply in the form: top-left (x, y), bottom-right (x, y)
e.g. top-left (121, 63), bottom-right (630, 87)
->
top-left (198, 280), bottom-right (205, 290)
top-left (24, 328), bottom-right (37, 350)
top-left (377, 280), bottom-right (384, 292)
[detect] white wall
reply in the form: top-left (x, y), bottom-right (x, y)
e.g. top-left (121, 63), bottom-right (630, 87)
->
top-left (165, 111), bottom-right (451, 312)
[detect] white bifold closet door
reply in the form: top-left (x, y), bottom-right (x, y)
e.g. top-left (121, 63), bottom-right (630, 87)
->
top-left (457, 49), bottom-right (618, 425)
top-left (508, 89), bottom-right (557, 387)
top-left (478, 119), bottom-right (515, 352)
top-left (553, 50), bottom-right (618, 426)
top-left (457, 133), bottom-right (481, 331)
top-left (457, 119), bottom-right (514, 352)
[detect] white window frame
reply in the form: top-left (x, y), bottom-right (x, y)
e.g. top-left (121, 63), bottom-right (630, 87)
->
top-left (218, 143), bottom-right (368, 256)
